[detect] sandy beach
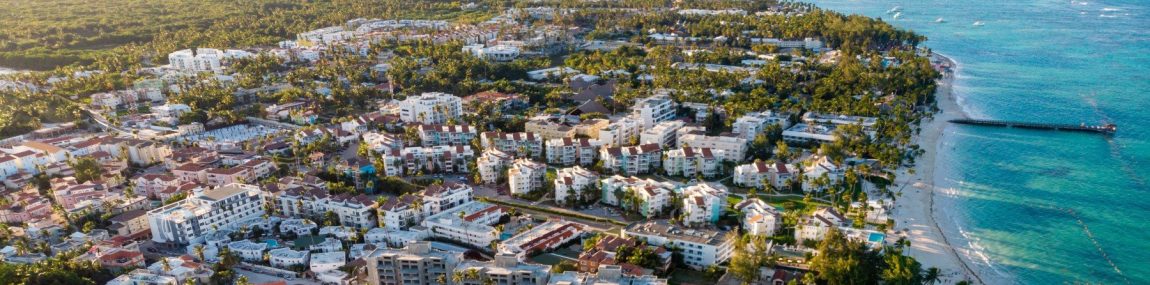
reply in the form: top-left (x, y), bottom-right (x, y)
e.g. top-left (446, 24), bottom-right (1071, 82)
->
top-left (888, 53), bottom-right (995, 284)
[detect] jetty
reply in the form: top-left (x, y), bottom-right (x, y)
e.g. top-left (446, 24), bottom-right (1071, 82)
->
top-left (949, 119), bottom-right (1117, 135)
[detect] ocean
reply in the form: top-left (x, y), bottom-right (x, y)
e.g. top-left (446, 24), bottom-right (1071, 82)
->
top-left (809, 0), bottom-right (1150, 284)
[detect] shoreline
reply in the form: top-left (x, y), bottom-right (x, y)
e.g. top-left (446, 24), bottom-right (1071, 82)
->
top-left (889, 53), bottom-right (994, 284)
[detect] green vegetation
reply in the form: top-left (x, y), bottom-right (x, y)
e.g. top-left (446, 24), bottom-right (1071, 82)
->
top-left (0, 249), bottom-right (117, 284)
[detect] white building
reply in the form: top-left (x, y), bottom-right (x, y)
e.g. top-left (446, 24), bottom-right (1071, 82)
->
top-left (553, 166), bottom-right (599, 206)
top-left (600, 144), bottom-right (661, 176)
top-left (418, 124), bottom-right (477, 147)
top-left (276, 188), bottom-right (378, 229)
top-left (795, 207), bottom-right (849, 243)
top-left (732, 111), bottom-right (790, 140)
top-left (227, 240), bottom-right (267, 262)
top-left (508, 159), bottom-right (546, 195)
top-left (310, 251), bottom-right (346, 273)
top-left (481, 132), bottom-right (543, 159)
top-left (677, 133), bottom-right (747, 162)
top-left (464, 44), bottom-right (521, 61)
top-left (736, 198), bottom-right (781, 236)
top-left (802, 156), bottom-right (845, 192)
top-left (279, 218), bottom-right (319, 236)
top-left (547, 265), bottom-right (667, 285)
top-left (421, 201), bottom-right (504, 248)
top-left (527, 67), bottom-right (581, 81)
top-left (399, 92), bottom-right (463, 125)
top-left (477, 149), bottom-right (514, 184)
top-left (455, 254), bottom-right (551, 285)
top-left (310, 237), bottom-right (343, 253)
top-left (599, 175), bottom-right (676, 218)
top-left (596, 117), bottom-right (642, 147)
top-left (623, 220), bottom-right (734, 269)
top-left (801, 112), bottom-right (877, 129)
top-left (733, 161), bottom-right (794, 189)
top-left (544, 138), bottom-right (600, 166)
top-left (298, 26), bottom-right (355, 44)
top-left (147, 184), bottom-right (266, 245)
top-left (107, 269), bottom-right (179, 285)
top-left (421, 182), bottom-right (474, 215)
top-left (168, 48), bottom-right (226, 74)
top-left (630, 92), bottom-right (678, 130)
top-left (662, 147), bottom-right (722, 178)
top-left (680, 183), bottom-right (728, 225)
top-left (498, 220), bottom-right (585, 260)
top-left (268, 247), bottom-right (309, 269)
top-left (640, 120), bottom-right (685, 147)
top-left (153, 104), bottom-right (192, 125)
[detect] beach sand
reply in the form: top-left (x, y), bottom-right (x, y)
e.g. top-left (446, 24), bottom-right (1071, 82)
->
top-left (888, 54), bottom-right (996, 284)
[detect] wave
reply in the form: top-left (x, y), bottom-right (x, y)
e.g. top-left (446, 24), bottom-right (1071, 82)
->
top-left (1101, 7), bottom-right (1122, 12)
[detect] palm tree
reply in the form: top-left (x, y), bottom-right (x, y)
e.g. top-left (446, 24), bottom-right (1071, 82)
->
top-left (922, 267), bottom-right (941, 285)
top-left (161, 257), bottom-right (172, 272)
top-left (194, 244), bottom-right (205, 261)
top-left (436, 273), bottom-right (447, 284)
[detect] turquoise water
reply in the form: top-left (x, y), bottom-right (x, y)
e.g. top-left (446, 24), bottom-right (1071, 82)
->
top-left (810, 0), bottom-right (1150, 284)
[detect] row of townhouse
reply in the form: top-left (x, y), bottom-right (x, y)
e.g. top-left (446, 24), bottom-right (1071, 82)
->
top-left (276, 187), bottom-right (379, 229)
top-left (480, 131), bottom-right (543, 159)
top-left (544, 138), bottom-right (600, 166)
top-left (418, 124), bottom-right (477, 147)
top-left (379, 145), bottom-right (474, 176)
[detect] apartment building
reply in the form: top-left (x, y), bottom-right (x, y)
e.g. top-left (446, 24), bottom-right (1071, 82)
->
top-left (732, 111), bottom-right (790, 140)
top-left (399, 92), bottom-right (463, 125)
top-left (553, 166), bottom-right (599, 205)
top-left (418, 124), bottom-right (477, 147)
top-left (733, 161), bottom-right (793, 189)
top-left (630, 92), bottom-right (678, 129)
top-left (600, 144), bottom-right (661, 176)
top-left (680, 183), bottom-right (728, 225)
top-left (477, 149), bottom-right (514, 184)
top-left (599, 175), bottom-right (676, 218)
top-left (508, 159), bottom-right (547, 195)
top-left (547, 265), bottom-right (667, 285)
top-left (499, 220), bottom-right (585, 260)
top-left (363, 241), bottom-right (462, 285)
top-left (147, 184), bottom-right (266, 245)
top-left (168, 48), bottom-right (225, 74)
top-left (276, 187), bottom-right (378, 229)
top-left (383, 145), bottom-right (474, 175)
top-left (735, 198), bottom-right (782, 236)
top-left (454, 254), bottom-right (551, 285)
top-left (795, 207), bottom-right (849, 243)
top-left (662, 147), bottom-right (722, 178)
top-left (676, 133), bottom-right (747, 162)
top-left (639, 120), bottom-right (685, 147)
top-left (623, 220), bottom-right (734, 269)
top-left (480, 132), bottom-right (543, 159)
top-left (544, 138), bottom-right (599, 166)
top-left (596, 117), bottom-right (642, 147)
top-left (421, 201), bottom-right (505, 248)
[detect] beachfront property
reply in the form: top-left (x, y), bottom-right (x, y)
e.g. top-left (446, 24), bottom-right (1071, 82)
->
top-left (802, 155), bottom-right (846, 192)
top-left (600, 144), bottom-right (662, 176)
top-left (418, 124), bottom-right (477, 147)
top-left (735, 198), bottom-right (782, 236)
top-left (680, 183), bottom-right (729, 225)
top-left (600, 175), bottom-right (676, 218)
top-left (498, 220), bottom-right (585, 260)
top-left (399, 92), bottom-right (463, 125)
top-left (623, 220), bottom-right (734, 269)
top-left (421, 201), bottom-right (505, 248)
top-left (480, 132), bottom-right (543, 159)
top-left (508, 159), bottom-right (547, 195)
top-left (544, 138), bottom-right (600, 166)
top-left (553, 166), bottom-right (599, 205)
top-left (795, 207), bottom-right (849, 243)
top-left (733, 161), bottom-right (794, 189)
top-left (783, 112), bottom-right (878, 145)
top-left (146, 184), bottom-right (266, 245)
top-left (662, 147), bottom-right (722, 178)
top-left (362, 241), bottom-right (462, 285)
top-left (454, 254), bottom-right (551, 285)
top-left (732, 111), bottom-right (791, 140)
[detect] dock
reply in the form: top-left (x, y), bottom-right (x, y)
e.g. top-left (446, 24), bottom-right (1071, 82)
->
top-left (949, 119), bottom-right (1117, 135)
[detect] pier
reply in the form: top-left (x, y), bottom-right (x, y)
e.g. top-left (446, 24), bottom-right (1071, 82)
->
top-left (949, 119), bottom-right (1117, 134)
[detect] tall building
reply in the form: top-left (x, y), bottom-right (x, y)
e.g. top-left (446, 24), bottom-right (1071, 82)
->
top-left (630, 92), bottom-right (678, 130)
top-left (147, 184), bottom-right (266, 245)
top-left (399, 92), bottom-right (463, 125)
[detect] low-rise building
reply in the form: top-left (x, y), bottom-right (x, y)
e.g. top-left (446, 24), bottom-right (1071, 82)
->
top-left (544, 138), bottom-right (600, 166)
top-left (477, 149), bottom-right (514, 184)
top-left (600, 144), bottom-right (662, 176)
top-left (498, 220), bottom-right (585, 260)
top-left (268, 248), bottom-right (309, 269)
top-left (421, 201), bottom-right (504, 248)
top-left (363, 241), bottom-right (462, 285)
top-left (662, 147), bottom-right (722, 178)
top-left (676, 133), bottom-right (746, 162)
top-left (383, 145), bottom-right (474, 175)
top-left (279, 218), bottom-right (319, 236)
top-left (507, 159), bottom-right (547, 195)
top-left (623, 220), bottom-right (734, 269)
top-left (455, 254), bottom-right (551, 285)
top-left (276, 187), bottom-right (378, 229)
top-left (736, 198), bottom-right (782, 236)
top-left (732, 111), bottom-right (790, 140)
top-left (596, 117), bottom-right (642, 148)
top-left (310, 251), bottom-right (346, 273)
top-left (553, 166), bottom-right (599, 206)
top-left (600, 176), bottom-right (676, 218)
top-left (418, 124), bottom-right (477, 147)
top-left (481, 132), bottom-right (543, 159)
top-left (680, 183), bottom-right (728, 225)
top-left (733, 161), bottom-right (794, 189)
top-left (639, 121), bottom-right (685, 147)
top-left (227, 240), bottom-right (267, 262)
top-left (147, 184), bottom-right (266, 245)
top-left (547, 265), bottom-right (667, 285)
top-left (795, 207), bottom-right (848, 243)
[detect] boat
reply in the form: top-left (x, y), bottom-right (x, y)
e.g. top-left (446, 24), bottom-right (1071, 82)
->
top-left (887, 6), bottom-right (902, 14)
top-left (973, 21), bottom-right (985, 26)
top-left (936, 17), bottom-right (946, 23)
top-left (893, 12), bottom-right (903, 19)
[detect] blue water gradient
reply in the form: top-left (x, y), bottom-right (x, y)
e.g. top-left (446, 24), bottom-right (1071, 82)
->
top-left (809, 0), bottom-right (1150, 283)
